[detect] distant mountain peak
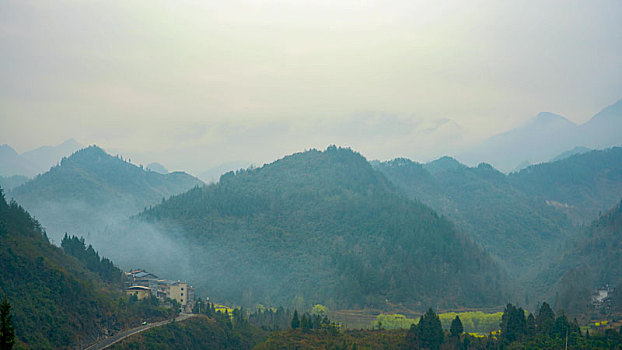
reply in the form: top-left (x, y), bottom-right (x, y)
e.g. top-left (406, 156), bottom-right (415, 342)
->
top-left (55, 145), bottom-right (137, 173)
top-left (147, 162), bottom-right (169, 174)
top-left (273, 145), bottom-right (369, 170)
top-left (59, 138), bottom-right (82, 148)
top-left (424, 156), bottom-right (466, 174)
top-left (11, 144), bottom-right (204, 243)
top-left (80, 144), bottom-right (105, 152)
top-left (66, 145), bottom-right (108, 159)
top-left (588, 97), bottom-right (622, 123)
top-left (0, 144), bottom-right (19, 156)
top-left (139, 147), bottom-right (504, 309)
top-left (530, 112), bottom-right (576, 126)
top-left (0, 144), bottom-right (41, 177)
top-left (19, 139), bottom-right (84, 175)
top-left (384, 157), bottom-right (419, 168)
top-left (324, 145), bottom-right (366, 160)
top-left (457, 110), bottom-right (581, 172)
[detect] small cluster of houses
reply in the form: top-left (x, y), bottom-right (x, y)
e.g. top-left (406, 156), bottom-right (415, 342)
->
top-left (591, 285), bottom-right (615, 313)
top-left (124, 269), bottom-right (195, 312)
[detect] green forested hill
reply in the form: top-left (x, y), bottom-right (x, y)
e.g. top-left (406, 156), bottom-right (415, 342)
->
top-left (375, 148), bottom-right (622, 310)
top-left (9, 145), bottom-right (203, 242)
top-left (375, 158), bottom-right (570, 274)
top-left (508, 147), bottom-right (622, 223)
top-left (568, 199), bottom-right (622, 286)
top-left (138, 146), bottom-right (505, 310)
top-left (536, 199), bottom-right (622, 314)
top-left (376, 147), bottom-right (622, 273)
top-left (0, 187), bottom-right (172, 349)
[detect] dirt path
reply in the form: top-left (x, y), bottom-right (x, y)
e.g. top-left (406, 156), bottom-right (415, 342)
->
top-left (84, 313), bottom-right (196, 350)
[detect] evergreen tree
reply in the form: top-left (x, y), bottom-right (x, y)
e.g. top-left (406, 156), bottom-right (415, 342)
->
top-left (450, 315), bottom-right (463, 337)
top-left (61, 234), bottom-right (121, 283)
top-left (536, 302), bottom-right (555, 335)
top-left (551, 312), bottom-right (570, 339)
top-left (300, 313), bottom-right (310, 330)
top-left (516, 307), bottom-right (527, 335)
top-left (406, 323), bottom-right (419, 349)
top-left (312, 314), bottom-right (321, 329)
top-left (500, 303), bottom-right (526, 342)
top-left (0, 296), bottom-right (15, 350)
top-left (526, 313), bottom-right (536, 336)
top-left (291, 310), bottom-right (300, 329)
top-left (419, 308), bottom-right (444, 350)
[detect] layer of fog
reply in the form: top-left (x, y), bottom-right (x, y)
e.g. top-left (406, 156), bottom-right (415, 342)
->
top-left (13, 195), bottom-right (286, 308)
top-left (14, 198), bottom-right (192, 275)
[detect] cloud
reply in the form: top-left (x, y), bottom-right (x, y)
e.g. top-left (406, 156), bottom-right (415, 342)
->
top-left (1, 0), bottom-right (620, 165)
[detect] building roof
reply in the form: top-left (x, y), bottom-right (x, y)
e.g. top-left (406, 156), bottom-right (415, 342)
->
top-left (127, 285), bottom-right (151, 291)
top-left (133, 271), bottom-right (158, 279)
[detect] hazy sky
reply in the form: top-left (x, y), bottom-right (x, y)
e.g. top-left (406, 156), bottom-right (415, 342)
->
top-left (1, 0), bottom-right (621, 174)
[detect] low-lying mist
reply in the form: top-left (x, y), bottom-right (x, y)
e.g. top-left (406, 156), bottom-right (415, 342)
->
top-left (16, 196), bottom-right (283, 309)
top-left (9, 197), bottom-right (190, 281)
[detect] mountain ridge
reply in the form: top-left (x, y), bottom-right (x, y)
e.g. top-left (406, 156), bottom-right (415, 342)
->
top-left (458, 98), bottom-right (622, 172)
top-left (132, 146), bottom-right (506, 310)
top-left (0, 139), bottom-right (83, 178)
top-left (9, 145), bottom-right (204, 243)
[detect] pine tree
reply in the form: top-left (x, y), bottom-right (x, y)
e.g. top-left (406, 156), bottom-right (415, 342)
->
top-left (301, 313), bottom-right (310, 329)
top-left (526, 313), bottom-right (536, 336)
top-left (0, 296), bottom-right (15, 350)
top-left (291, 310), bottom-right (300, 329)
top-left (536, 302), bottom-right (555, 335)
top-left (406, 323), bottom-right (419, 349)
top-left (552, 312), bottom-right (570, 339)
top-left (450, 315), bottom-right (463, 337)
top-left (500, 303), bottom-right (526, 342)
top-left (419, 308), bottom-right (444, 350)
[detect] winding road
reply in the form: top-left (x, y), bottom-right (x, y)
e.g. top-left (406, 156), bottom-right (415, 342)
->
top-left (84, 313), bottom-right (197, 350)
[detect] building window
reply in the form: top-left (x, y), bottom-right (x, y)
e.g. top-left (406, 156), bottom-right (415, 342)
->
top-left (181, 293), bottom-right (184, 296)
top-left (181, 287), bottom-right (184, 291)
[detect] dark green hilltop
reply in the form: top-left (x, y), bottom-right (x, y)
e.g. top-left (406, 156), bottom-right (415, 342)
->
top-left (137, 146), bottom-right (506, 309)
top-left (375, 147), bottom-right (622, 281)
top-left (9, 145), bottom-right (203, 242)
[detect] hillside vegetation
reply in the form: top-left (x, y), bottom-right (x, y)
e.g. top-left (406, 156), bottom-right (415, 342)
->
top-left (9, 146), bottom-right (203, 242)
top-left (509, 147), bottom-right (622, 223)
top-left (375, 147), bottom-right (622, 281)
top-left (0, 186), bottom-right (172, 349)
top-left (110, 315), bottom-right (267, 350)
top-left (535, 198), bottom-right (622, 316)
top-left (375, 158), bottom-right (570, 274)
top-left (138, 146), bottom-right (505, 310)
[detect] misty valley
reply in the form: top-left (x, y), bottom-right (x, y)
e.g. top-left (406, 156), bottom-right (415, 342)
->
top-left (2, 0), bottom-right (622, 347)
top-left (1, 131), bottom-right (622, 349)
